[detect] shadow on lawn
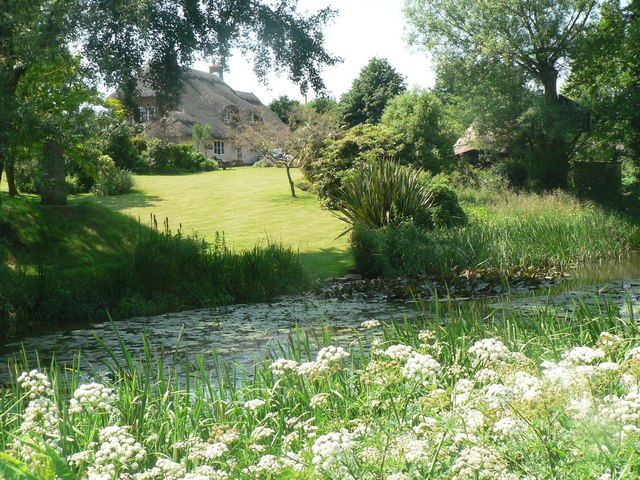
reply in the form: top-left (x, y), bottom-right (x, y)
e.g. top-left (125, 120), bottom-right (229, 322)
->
top-left (90, 189), bottom-right (163, 211)
top-left (299, 247), bottom-right (353, 280)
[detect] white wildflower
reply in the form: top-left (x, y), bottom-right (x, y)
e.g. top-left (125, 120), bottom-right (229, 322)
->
top-left (311, 430), bottom-right (355, 470)
top-left (269, 358), bottom-right (299, 376)
top-left (402, 352), bottom-right (441, 386)
top-left (384, 344), bottom-right (415, 361)
top-left (468, 338), bottom-right (511, 366)
top-left (69, 382), bottom-right (116, 414)
top-left (244, 399), bottom-right (266, 412)
top-left (17, 369), bottom-right (53, 399)
top-left (310, 393), bottom-right (330, 408)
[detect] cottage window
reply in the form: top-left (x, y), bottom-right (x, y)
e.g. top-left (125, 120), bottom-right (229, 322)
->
top-left (138, 106), bottom-right (157, 123)
top-left (237, 148), bottom-right (243, 161)
top-left (214, 141), bottom-right (225, 156)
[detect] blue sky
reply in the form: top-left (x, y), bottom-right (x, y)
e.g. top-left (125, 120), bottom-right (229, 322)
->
top-left (194, 0), bottom-right (435, 104)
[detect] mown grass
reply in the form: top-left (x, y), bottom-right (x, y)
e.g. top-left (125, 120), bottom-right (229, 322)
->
top-left (89, 168), bottom-right (351, 279)
top-left (2, 299), bottom-right (640, 478)
top-left (352, 188), bottom-right (640, 278)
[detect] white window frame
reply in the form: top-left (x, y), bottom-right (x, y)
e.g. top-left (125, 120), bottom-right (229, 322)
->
top-left (138, 106), bottom-right (156, 123)
top-left (214, 141), bottom-right (225, 156)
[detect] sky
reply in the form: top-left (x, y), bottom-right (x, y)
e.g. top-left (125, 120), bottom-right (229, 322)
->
top-left (193, 0), bottom-right (435, 105)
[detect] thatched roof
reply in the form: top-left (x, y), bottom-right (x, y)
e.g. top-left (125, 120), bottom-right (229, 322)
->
top-left (114, 68), bottom-right (283, 139)
top-left (453, 125), bottom-right (480, 156)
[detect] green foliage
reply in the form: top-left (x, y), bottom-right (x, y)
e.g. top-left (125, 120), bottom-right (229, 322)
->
top-left (421, 174), bottom-right (467, 227)
top-left (252, 158), bottom-right (273, 168)
top-left (99, 111), bottom-right (144, 171)
top-left (351, 189), bottom-right (639, 278)
top-left (381, 89), bottom-right (454, 171)
top-left (268, 95), bottom-right (302, 125)
top-left (405, 0), bottom-right (598, 190)
top-left (143, 139), bottom-right (209, 174)
top-left (340, 57), bottom-right (407, 127)
top-left (91, 155), bottom-right (134, 196)
top-left (304, 123), bottom-right (405, 207)
top-left (191, 123), bottom-right (212, 154)
top-left (333, 158), bottom-right (435, 234)
top-left (567, 0), bottom-right (640, 166)
top-left (306, 96), bottom-right (338, 114)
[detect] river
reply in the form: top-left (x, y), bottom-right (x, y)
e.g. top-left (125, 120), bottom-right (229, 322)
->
top-left (3, 255), bottom-right (640, 383)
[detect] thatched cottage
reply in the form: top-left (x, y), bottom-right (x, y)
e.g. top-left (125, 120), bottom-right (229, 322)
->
top-left (120, 67), bottom-right (284, 165)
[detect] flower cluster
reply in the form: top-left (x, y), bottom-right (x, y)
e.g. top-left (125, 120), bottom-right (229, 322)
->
top-left (311, 429), bottom-right (356, 470)
top-left (69, 382), bottom-right (117, 413)
top-left (86, 425), bottom-right (146, 478)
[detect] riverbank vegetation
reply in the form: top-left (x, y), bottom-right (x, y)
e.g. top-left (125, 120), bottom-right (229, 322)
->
top-left (347, 169), bottom-right (640, 279)
top-left (3, 300), bottom-right (640, 478)
top-left (0, 196), bottom-right (307, 341)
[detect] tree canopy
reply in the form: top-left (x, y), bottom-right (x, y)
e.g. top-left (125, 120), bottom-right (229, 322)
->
top-left (567, 0), bottom-right (640, 165)
top-left (268, 96), bottom-right (302, 126)
top-left (1, 0), bottom-right (339, 203)
top-left (404, 0), bottom-right (597, 189)
top-left (339, 57), bottom-right (406, 128)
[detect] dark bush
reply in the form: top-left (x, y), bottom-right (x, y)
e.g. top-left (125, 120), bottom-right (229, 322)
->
top-left (144, 138), bottom-right (212, 173)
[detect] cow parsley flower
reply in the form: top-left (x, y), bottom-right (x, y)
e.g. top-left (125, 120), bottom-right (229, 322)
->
top-left (89, 425), bottom-right (146, 478)
top-left (69, 382), bottom-right (117, 414)
top-left (402, 352), bottom-right (441, 386)
top-left (17, 370), bottom-right (53, 399)
top-left (269, 358), bottom-right (299, 376)
top-left (384, 344), bottom-right (415, 361)
top-left (317, 345), bottom-right (350, 363)
top-left (311, 430), bottom-right (355, 470)
top-left (451, 445), bottom-right (512, 480)
top-left (244, 399), bottom-right (266, 412)
top-left (468, 338), bottom-right (510, 366)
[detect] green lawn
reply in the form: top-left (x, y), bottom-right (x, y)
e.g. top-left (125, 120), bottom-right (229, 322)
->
top-left (89, 168), bottom-right (351, 279)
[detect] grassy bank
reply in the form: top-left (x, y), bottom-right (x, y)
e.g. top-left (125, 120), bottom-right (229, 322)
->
top-left (0, 195), bottom-right (307, 339)
top-left (2, 300), bottom-right (640, 478)
top-left (353, 188), bottom-right (640, 278)
top-left (89, 168), bottom-right (351, 279)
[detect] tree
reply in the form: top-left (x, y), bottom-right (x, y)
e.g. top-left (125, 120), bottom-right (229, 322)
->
top-left (192, 123), bottom-right (213, 155)
top-left (307, 96), bottom-right (339, 114)
top-left (1, 0), bottom-right (339, 204)
top-left (381, 89), bottom-right (453, 171)
top-left (235, 106), bottom-right (336, 197)
top-left (268, 96), bottom-right (302, 126)
top-left (340, 58), bottom-right (406, 128)
top-left (566, 0), bottom-right (640, 166)
top-left (405, 0), bottom-right (598, 189)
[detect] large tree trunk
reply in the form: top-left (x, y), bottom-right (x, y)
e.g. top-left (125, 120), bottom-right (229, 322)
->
top-left (40, 140), bottom-right (67, 205)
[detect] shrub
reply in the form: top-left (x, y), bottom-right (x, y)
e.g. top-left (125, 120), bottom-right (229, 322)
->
top-left (14, 157), bottom-right (41, 194)
top-left (199, 158), bottom-right (218, 171)
top-left (333, 158), bottom-right (434, 234)
top-left (253, 158), bottom-right (273, 168)
top-left (145, 138), bottom-right (213, 173)
top-left (304, 123), bottom-right (405, 208)
top-left (421, 174), bottom-right (467, 228)
top-left (92, 155), bottom-right (134, 196)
